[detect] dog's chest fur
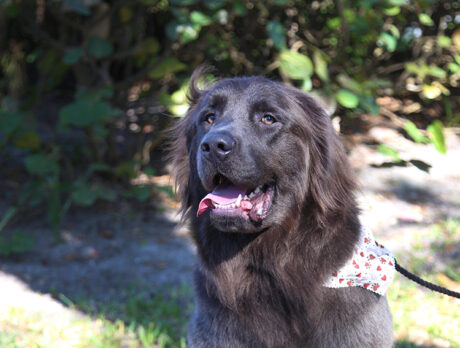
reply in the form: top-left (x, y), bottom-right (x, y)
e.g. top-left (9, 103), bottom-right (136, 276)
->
top-left (188, 218), bottom-right (393, 348)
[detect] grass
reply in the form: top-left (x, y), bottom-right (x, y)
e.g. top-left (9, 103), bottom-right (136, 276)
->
top-left (388, 218), bottom-right (460, 348)
top-left (0, 285), bottom-right (192, 348)
top-left (0, 219), bottom-right (458, 348)
top-left (388, 275), bottom-right (460, 348)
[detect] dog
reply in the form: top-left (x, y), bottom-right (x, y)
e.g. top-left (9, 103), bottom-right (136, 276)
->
top-left (169, 70), bottom-right (394, 348)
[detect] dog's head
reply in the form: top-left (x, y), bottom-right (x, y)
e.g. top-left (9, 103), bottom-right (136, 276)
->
top-left (170, 70), bottom-right (355, 233)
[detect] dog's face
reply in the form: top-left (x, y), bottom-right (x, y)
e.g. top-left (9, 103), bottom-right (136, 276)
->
top-left (171, 75), bottom-right (348, 233)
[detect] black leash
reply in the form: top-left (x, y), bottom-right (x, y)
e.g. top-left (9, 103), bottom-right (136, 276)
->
top-left (395, 259), bottom-right (460, 299)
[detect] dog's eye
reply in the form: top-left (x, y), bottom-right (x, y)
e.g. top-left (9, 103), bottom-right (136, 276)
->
top-left (205, 113), bottom-right (216, 124)
top-left (261, 114), bottom-right (276, 125)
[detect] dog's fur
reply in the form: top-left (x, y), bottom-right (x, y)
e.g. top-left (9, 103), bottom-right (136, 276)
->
top-left (169, 71), bottom-right (393, 348)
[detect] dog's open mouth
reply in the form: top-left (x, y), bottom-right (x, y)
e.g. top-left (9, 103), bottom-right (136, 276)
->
top-left (197, 175), bottom-right (275, 222)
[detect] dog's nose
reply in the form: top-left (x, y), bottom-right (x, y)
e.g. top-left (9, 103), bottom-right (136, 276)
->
top-left (201, 133), bottom-right (235, 161)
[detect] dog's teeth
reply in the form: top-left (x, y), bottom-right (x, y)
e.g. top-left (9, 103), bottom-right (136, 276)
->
top-left (254, 187), bottom-right (260, 194)
top-left (230, 203), bottom-right (235, 208)
top-left (249, 192), bottom-right (254, 198)
top-left (257, 207), bottom-right (263, 215)
top-left (236, 194), bottom-right (242, 207)
top-left (244, 195), bottom-right (249, 200)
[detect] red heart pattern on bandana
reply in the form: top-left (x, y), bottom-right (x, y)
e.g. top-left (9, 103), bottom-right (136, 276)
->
top-left (324, 227), bottom-right (395, 296)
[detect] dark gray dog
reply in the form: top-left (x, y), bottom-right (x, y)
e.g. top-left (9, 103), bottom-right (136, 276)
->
top-left (170, 71), bottom-right (393, 348)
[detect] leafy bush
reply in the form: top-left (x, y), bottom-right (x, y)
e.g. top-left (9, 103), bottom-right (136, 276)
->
top-left (0, 0), bottom-right (458, 235)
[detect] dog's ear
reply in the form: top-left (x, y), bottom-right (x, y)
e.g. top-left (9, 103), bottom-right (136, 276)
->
top-left (168, 67), bottom-right (210, 215)
top-left (294, 92), bottom-right (356, 221)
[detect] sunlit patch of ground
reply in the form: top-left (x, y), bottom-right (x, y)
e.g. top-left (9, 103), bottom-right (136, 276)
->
top-left (0, 279), bottom-right (190, 348)
top-left (387, 218), bottom-right (460, 348)
top-left (389, 276), bottom-right (460, 348)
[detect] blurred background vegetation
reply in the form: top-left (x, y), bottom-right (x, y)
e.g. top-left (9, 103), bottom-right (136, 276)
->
top-left (0, 0), bottom-right (459, 238)
top-left (0, 1), bottom-right (459, 347)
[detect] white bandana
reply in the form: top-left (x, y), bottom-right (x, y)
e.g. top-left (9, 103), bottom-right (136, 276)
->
top-left (324, 227), bottom-right (395, 296)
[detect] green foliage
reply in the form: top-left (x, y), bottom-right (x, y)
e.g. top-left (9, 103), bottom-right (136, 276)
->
top-left (0, 230), bottom-right (34, 256)
top-left (278, 50), bottom-right (313, 81)
top-left (427, 121), bottom-right (447, 155)
top-left (0, 0), bottom-right (457, 244)
top-left (63, 0), bottom-right (90, 16)
top-left (377, 144), bottom-right (401, 162)
top-left (149, 57), bottom-right (187, 79)
top-left (87, 37), bottom-right (114, 59)
top-left (59, 88), bottom-right (120, 133)
top-left (404, 121), bottom-right (430, 144)
top-left (336, 89), bottom-right (359, 108)
top-left (63, 47), bottom-right (83, 65)
top-left (313, 50), bottom-right (329, 83)
top-left (267, 21), bottom-right (286, 50)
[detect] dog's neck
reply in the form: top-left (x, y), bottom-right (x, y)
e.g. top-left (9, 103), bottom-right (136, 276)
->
top-left (191, 202), bottom-right (361, 312)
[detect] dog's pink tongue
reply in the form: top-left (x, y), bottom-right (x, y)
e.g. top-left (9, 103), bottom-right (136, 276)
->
top-left (197, 185), bottom-right (251, 217)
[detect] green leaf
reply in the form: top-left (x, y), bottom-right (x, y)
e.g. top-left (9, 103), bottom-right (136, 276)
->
top-left (388, 25), bottom-right (400, 39)
top-left (359, 95), bottom-right (379, 115)
top-left (0, 111), bottom-right (21, 135)
top-left (313, 50), bottom-right (329, 82)
top-left (377, 144), bottom-right (401, 162)
top-left (24, 154), bottom-right (58, 176)
top-left (336, 74), bottom-right (363, 93)
top-left (63, 47), bottom-right (83, 65)
top-left (59, 96), bottom-right (117, 128)
top-left (181, 24), bottom-right (201, 43)
top-left (427, 65), bottom-right (446, 79)
top-left (448, 62), bottom-right (460, 74)
top-left (190, 11), bottom-right (212, 26)
top-left (437, 36), bottom-right (452, 47)
top-left (0, 207), bottom-right (17, 233)
top-left (327, 17), bottom-right (341, 30)
top-left (405, 62), bottom-right (421, 76)
top-left (87, 37), bottom-right (113, 59)
top-left (383, 6), bottom-right (400, 16)
top-left (204, 0), bottom-right (227, 9)
top-left (149, 57), bottom-right (187, 79)
top-left (427, 120), bottom-right (446, 154)
top-left (131, 185), bottom-right (151, 202)
top-left (336, 89), bottom-right (359, 108)
top-left (389, 0), bottom-right (408, 5)
top-left (378, 32), bottom-right (397, 52)
top-left (72, 184), bottom-right (97, 206)
top-left (419, 13), bottom-right (434, 26)
top-left (0, 230), bottom-right (34, 256)
top-left (301, 78), bottom-right (312, 92)
top-left (267, 21), bottom-right (286, 50)
top-left (278, 50), bottom-right (313, 80)
top-left (64, 0), bottom-right (90, 15)
top-left (93, 183), bottom-right (117, 202)
top-left (232, 0), bottom-right (247, 15)
top-left (404, 121), bottom-right (429, 143)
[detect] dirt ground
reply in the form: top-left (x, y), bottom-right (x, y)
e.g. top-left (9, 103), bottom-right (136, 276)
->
top-left (0, 124), bottom-right (459, 345)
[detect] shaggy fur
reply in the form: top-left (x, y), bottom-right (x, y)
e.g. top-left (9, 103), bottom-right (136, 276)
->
top-left (169, 70), bottom-right (393, 348)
